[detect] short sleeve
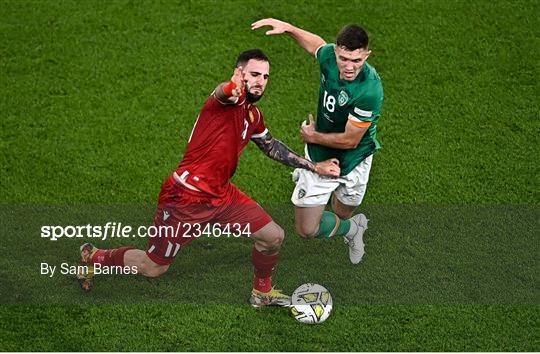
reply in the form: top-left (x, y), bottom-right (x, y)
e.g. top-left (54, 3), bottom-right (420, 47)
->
top-left (250, 107), bottom-right (268, 139)
top-left (347, 93), bottom-right (383, 127)
top-left (315, 43), bottom-right (335, 64)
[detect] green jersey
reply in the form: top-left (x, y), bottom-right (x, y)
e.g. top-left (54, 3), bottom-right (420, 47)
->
top-left (308, 43), bottom-right (384, 175)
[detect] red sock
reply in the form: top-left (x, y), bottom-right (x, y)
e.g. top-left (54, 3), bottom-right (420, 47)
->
top-left (90, 246), bottom-right (134, 267)
top-left (252, 247), bottom-right (278, 293)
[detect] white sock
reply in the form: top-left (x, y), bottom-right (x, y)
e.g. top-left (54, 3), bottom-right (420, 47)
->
top-left (344, 218), bottom-right (359, 239)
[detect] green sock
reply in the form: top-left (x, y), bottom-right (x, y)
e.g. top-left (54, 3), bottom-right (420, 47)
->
top-left (315, 211), bottom-right (352, 239)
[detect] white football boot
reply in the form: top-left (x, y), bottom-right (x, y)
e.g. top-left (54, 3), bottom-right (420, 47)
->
top-left (344, 214), bottom-right (369, 264)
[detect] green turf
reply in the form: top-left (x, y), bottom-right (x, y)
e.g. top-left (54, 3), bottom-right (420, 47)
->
top-left (1, 0), bottom-right (539, 351)
top-left (1, 305), bottom-right (537, 351)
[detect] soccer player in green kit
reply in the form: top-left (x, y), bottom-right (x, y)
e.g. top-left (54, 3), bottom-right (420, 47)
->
top-left (252, 19), bottom-right (384, 264)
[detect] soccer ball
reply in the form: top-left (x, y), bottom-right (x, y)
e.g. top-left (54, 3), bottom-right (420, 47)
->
top-left (290, 283), bottom-right (333, 324)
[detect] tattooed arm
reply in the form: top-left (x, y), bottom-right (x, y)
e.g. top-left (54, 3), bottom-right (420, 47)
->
top-left (252, 131), bottom-right (340, 177)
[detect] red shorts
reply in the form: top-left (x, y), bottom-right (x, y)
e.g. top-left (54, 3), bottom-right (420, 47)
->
top-left (145, 175), bottom-right (272, 265)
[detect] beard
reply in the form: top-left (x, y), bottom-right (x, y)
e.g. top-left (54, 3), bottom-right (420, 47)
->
top-left (246, 91), bottom-right (263, 103)
top-left (245, 83), bottom-right (264, 103)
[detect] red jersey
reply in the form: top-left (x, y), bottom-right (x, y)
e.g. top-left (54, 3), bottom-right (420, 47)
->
top-left (175, 91), bottom-right (268, 197)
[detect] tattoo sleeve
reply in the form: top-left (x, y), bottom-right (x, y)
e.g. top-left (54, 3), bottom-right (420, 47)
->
top-left (252, 131), bottom-right (316, 172)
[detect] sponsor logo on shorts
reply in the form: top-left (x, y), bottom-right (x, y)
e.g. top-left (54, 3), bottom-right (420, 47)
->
top-left (298, 189), bottom-right (306, 199)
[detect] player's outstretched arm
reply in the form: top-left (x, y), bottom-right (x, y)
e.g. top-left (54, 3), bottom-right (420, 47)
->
top-left (252, 131), bottom-right (340, 177)
top-left (214, 67), bottom-right (245, 104)
top-left (251, 18), bottom-right (326, 57)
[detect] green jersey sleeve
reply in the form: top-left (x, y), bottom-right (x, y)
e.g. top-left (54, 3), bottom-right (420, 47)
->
top-left (348, 65), bottom-right (384, 125)
top-left (348, 92), bottom-right (383, 124)
top-left (315, 43), bottom-right (335, 64)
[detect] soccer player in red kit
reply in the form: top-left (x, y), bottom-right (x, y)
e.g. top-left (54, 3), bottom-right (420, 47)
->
top-left (77, 49), bottom-right (340, 307)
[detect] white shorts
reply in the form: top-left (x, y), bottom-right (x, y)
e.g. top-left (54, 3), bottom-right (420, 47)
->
top-left (291, 154), bottom-right (373, 207)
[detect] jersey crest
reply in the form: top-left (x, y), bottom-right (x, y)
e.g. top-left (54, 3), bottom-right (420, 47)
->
top-left (338, 90), bottom-right (349, 106)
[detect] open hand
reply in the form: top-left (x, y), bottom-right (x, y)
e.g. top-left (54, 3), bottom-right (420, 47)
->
top-left (251, 18), bottom-right (291, 35)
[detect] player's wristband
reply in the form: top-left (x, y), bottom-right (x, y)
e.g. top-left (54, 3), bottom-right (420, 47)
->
top-left (223, 81), bottom-right (237, 97)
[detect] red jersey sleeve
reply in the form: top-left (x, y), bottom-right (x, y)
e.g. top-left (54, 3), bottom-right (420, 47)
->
top-left (250, 106), bottom-right (268, 139)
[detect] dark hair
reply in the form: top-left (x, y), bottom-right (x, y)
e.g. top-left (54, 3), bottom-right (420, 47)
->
top-left (336, 25), bottom-right (369, 50)
top-left (236, 49), bottom-right (269, 68)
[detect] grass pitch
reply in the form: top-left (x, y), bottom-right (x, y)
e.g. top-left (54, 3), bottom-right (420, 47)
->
top-left (1, 0), bottom-right (539, 351)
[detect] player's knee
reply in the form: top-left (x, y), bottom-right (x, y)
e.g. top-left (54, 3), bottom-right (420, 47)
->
top-left (266, 227), bottom-right (284, 252)
top-left (256, 226), bottom-right (284, 254)
top-left (274, 226), bottom-right (285, 246)
top-left (295, 222), bottom-right (317, 239)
